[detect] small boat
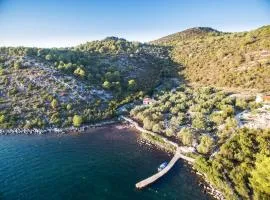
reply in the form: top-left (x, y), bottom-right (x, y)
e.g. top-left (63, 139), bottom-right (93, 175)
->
top-left (157, 162), bottom-right (168, 172)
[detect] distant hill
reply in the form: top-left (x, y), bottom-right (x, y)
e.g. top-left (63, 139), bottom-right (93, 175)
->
top-left (1, 26), bottom-right (269, 200)
top-left (152, 26), bottom-right (270, 91)
top-left (0, 26), bottom-right (269, 129)
top-left (152, 27), bottom-right (222, 45)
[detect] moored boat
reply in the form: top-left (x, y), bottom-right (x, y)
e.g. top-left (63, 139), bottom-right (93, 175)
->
top-left (158, 162), bottom-right (168, 172)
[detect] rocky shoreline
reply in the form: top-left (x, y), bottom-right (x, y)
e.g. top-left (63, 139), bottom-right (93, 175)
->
top-left (0, 119), bottom-right (119, 135)
top-left (196, 171), bottom-right (225, 200)
top-left (0, 116), bottom-right (225, 200)
top-left (120, 116), bottom-right (225, 200)
top-left (140, 129), bottom-right (225, 200)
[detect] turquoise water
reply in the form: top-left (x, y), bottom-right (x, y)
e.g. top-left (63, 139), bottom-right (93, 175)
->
top-left (0, 126), bottom-right (212, 200)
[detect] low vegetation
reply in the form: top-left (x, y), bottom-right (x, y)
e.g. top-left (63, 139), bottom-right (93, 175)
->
top-left (0, 25), bottom-right (269, 200)
top-left (130, 85), bottom-right (270, 199)
top-left (131, 86), bottom-right (258, 147)
top-left (153, 26), bottom-right (270, 91)
top-left (0, 37), bottom-right (177, 128)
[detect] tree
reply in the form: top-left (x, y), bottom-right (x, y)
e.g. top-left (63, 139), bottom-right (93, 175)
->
top-left (165, 128), bottom-right (174, 137)
top-left (112, 81), bottom-right (121, 92)
top-left (14, 61), bottom-right (22, 69)
top-left (113, 71), bottom-right (120, 82)
top-left (128, 79), bottom-right (137, 91)
top-left (170, 115), bottom-right (184, 131)
top-left (102, 81), bottom-right (111, 89)
top-left (250, 155), bottom-right (270, 198)
top-left (74, 67), bottom-right (85, 77)
top-left (73, 115), bottom-right (83, 127)
top-left (87, 73), bottom-right (94, 82)
top-left (221, 105), bottom-right (234, 117)
top-left (143, 118), bottom-right (154, 131)
top-left (235, 98), bottom-right (248, 109)
top-left (192, 114), bottom-right (207, 129)
top-left (105, 71), bottom-right (120, 82)
top-left (152, 123), bottom-right (163, 133)
top-left (177, 128), bottom-right (194, 146)
top-left (0, 115), bottom-right (5, 123)
top-left (45, 54), bottom-right (52, 61)
top-left (66, 104), bottom-right (72, 110)
top-left (225, 117), bottom-right (238, 129)
top-left (50, 113), bottom-right (60, 125)
top-left (197, 135), bottom-right (213, 154)
top-left (51, 99), bottom-right (58, 109)
top-left (0, 66), bottom-right (4, 75)
top-left (210, 113), bottom-right (224, 125)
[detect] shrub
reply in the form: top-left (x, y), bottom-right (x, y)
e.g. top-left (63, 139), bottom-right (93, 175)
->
top-left (197, 135), bottom-right (214, 154)
top-left (177, 127), bottom-right (194, 146)
top-left (73, 115), bottom-right (83, 127)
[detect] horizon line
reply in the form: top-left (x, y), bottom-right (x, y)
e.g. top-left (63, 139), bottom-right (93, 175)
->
top-left (0, 24), bottom-right (268, 49)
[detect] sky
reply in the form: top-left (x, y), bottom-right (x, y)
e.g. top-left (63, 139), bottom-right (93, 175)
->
top-left (0, 0), bottom-right (269, 47)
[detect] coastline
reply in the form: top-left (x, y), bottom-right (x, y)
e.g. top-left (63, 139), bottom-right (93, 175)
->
top-left (139, 129), bottom-right (224, 200)
top-left (120, 116), bottom-right (225, 200)
top-left (0, 116), bottom-right (225, 200)
top-left (0, 118), bottom-right (119, 135)
top-left (0, 121), bottom-right (212, 200)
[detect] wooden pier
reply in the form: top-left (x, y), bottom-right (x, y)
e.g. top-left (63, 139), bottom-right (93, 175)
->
top-left (119, 116), bottom-right (195, 189)
top-left (135, 147), bottom-right (194, 189)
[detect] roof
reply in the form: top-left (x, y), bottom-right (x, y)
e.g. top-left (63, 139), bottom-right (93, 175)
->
top-left (143, 98), bottom-right (154, 104)
top-left (263, 96), bottom-right (270, 101)
top-left (143, 98), bottom-right (154, 101)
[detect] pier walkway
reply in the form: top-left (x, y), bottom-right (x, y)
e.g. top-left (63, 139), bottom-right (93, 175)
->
top-left (136, 147), bottom-right (194, 189)
top-left (119, 116), bottom-right (195, 189)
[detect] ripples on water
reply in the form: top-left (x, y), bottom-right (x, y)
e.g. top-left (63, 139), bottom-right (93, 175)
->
top-left (0, 126), bottom-right (212, 200)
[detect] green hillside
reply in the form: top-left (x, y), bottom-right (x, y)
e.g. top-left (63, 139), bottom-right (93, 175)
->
top-left (152, 27), bottom-right (222, 45)
top-left (153, 26), bottom-right (270, 91)
top-left (130, 85), bottom-right (270, 199)
top-left (0, 38), bottom-right (176, 128)
top-left (0, 25), bottom-right (270, 200)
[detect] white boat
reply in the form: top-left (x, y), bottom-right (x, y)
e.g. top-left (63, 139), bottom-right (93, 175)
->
top-left (157, 162), bottom-right (168, 172)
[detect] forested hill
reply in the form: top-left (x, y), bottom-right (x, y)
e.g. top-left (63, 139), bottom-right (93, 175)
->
top-left (152, 27), bottom-right (222, 45)
top-left (0, 38), bottom-right (177, 129)
top-left (0, 27), bottom-right (269, 200)
top-left (0, 26), bottom-right (269, 129)
top-left (152, 26), bottom-right (270, 91)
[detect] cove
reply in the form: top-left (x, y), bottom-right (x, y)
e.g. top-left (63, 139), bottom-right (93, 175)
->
top-left (0, 126), bottom-right (212, 200)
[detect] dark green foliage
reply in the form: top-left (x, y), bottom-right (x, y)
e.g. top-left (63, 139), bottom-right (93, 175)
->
top-left (250, 155), bottom-right (270, 199)
top-left (195, 128), bottom-right (270, 199)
